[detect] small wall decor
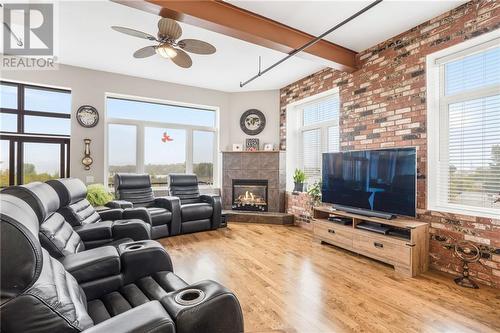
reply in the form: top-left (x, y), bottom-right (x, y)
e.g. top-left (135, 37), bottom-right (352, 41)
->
top-left (263, 143), bottom-right (274, 151)
top-left (161, 131), bottom-right (174, 142)
top-left (240, 109), bottom-right (266, 135)
top-left (232, 143), bottom-right (243, 151)
top-left (246, 138), bottom-right (259, 151)
top-left (76, 105), bottom-right (99, 128)
top-left (82, 138), bottom-right (93, 170)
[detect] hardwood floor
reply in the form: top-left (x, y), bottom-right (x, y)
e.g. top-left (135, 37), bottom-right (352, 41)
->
top-left (158, 223), bottom-right (500, 333)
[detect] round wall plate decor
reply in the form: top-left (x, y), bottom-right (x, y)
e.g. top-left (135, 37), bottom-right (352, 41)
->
top-left (240, 109), bottom-right (266, 135)
top-left (76, 105), bottom-right (99, 128)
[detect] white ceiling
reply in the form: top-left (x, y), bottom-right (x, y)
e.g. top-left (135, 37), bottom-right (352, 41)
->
top-left (54, 1), bottom-right (467, 92)
top-left (229, 0), bottom-right (468, 52)
top-left (57, 1), bottom-right (323, 92)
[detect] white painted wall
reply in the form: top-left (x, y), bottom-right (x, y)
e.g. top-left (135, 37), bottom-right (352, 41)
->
top-left (1, 64), bottom-right (279, 185)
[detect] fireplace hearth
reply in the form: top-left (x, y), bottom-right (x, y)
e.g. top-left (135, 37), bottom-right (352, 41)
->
top-left (232, 179), bottom-right (268, 212)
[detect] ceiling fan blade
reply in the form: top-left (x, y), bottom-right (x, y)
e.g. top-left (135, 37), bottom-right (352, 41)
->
top-left (133, 46), bottom-right (157, 58)
top-left (171, 48), bottom-right (192, 68)
top-left (111, 26), bottom-right (157, 41)
top-left (158, 18), bottom-right (182, 40)
top-left (178, 39), bottom-right (216, 55)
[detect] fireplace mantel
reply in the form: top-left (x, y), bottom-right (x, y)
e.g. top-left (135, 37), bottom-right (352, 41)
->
top-left (222, 151), bottom-right (286, 212)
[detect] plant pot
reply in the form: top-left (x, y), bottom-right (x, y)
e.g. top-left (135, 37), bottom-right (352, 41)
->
top-left (293, 182), bottom-right (304, 192)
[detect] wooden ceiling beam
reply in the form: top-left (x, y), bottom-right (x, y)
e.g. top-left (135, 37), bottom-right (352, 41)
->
top-left (114, 0), bottom-right (358, 72)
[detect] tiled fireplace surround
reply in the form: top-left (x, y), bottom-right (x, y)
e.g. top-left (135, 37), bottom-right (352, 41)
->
top-left (222, 151), bottom-right (286, 213)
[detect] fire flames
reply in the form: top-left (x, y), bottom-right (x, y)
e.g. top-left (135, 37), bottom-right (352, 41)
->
top-left (235, 191), bottom-right (266, 207)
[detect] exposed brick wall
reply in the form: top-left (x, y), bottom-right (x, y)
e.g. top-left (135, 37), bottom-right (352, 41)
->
top-left (280, 1), bottom-right (500, 287)
top-left (285, 191), bottom-right (314, 230)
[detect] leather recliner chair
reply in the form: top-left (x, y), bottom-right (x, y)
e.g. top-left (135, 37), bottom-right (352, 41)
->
top-left (110, 173), bottom-right (181, 238)
top-left (47, 178), bottom-right (153, 246)
top-left (2, 181), bottom-right (150, 258)
top-left (168, 174), bottom-right (222, 234)
top-left (0, 192), bottom-right (244, 333)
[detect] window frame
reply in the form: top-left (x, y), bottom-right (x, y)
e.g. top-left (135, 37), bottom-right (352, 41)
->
top-left (105, 95), bottom-right (219, 189)
top-left (0, 81), bottom-right (71, 187)
top-left (426, 30), bottom-right (500, 219)
top-left (285, 88), bottom-right (340, 190)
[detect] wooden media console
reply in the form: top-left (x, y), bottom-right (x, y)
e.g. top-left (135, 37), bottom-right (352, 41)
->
top-left (312, 206), bottom-right (429, 277)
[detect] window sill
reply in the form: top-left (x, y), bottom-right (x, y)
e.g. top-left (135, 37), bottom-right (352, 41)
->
top-left (427, 204), bottom-right (500, 220)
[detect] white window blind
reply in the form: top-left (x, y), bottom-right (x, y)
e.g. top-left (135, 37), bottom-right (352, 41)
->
top-left (299, 94), bottom-right (340, 185)
top-left (429, 39), bottom-right (500, 218)
top-left (302, 129), bottom-right (321, 181)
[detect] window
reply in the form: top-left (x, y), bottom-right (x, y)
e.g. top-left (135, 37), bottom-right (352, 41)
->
top-left (107, 97), bottom-right (218, 188)
top-left (144, 127), bottom-right (187, 185)
top-left (108, 124), bottom-right (137, 181)
top-left (427, 32), bottom-right (500, 218)
top-left (0, 82), bottom-right (71, 187)
top-left (298, 93), bottom-right (340, 184)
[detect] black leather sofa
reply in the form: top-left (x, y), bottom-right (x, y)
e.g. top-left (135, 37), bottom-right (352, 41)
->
top-left (168, 174), bottom-right (222, 234)
top-left (0, 191), bottom-right (244, 332)
top-left (110, 173), bottom-right (180, 238)
top-left (2, 181), bottom-right (151, 258)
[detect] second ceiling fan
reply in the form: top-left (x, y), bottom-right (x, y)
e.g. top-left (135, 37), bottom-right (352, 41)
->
top-left (112, 17), bottom-right (216, 68)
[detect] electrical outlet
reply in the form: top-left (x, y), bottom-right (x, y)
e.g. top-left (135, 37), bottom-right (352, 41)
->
top-left (86, 176), bottom-right (94, 184)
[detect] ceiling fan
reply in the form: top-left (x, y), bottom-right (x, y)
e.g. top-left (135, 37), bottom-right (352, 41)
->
top-left (111, 18), bottom-right (216, 68)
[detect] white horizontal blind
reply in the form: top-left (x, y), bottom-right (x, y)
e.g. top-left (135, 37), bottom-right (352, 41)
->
top-left (445, 47), bottom-right (500, 95)
top-left (302, 129), bottom-right (321, 182)
top-left (303, 94), bottom-right (340, 126)
top-left (299, 94), bottom-right (340, 185)
top-left (437, 46), bottom-right (500, 215)
top-left (328, 126), bottom-right (340, 152)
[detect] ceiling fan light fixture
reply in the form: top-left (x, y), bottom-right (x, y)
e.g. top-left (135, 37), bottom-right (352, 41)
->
top-left (156, 44), bottom-right (177, 59)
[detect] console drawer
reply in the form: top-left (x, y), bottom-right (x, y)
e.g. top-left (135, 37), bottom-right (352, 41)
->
top-left (353, 234), bottom-right (411, 267)
top-left (314, 223), bottom-right (353, 249)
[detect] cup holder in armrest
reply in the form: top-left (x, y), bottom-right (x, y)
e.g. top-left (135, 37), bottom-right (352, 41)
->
top-left (174, 289), bottom-right (206, 306)
top-left (126, 244), bottom-right (144, 251)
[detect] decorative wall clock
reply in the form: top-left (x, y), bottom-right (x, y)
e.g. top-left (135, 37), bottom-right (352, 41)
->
top-left (240, 109), bottom-right (266, 135)
top-left (76, 105), bottom-right (99, 128)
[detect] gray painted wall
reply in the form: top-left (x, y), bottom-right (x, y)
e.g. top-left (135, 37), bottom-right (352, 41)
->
top-left (2, 64), bottom-right (279, 185)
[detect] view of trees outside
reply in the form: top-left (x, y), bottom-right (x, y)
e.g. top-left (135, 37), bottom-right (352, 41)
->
top-left (107, 97), bottom-right (216, 188)
top-left (448, 144), bottom-right (500, 209)
top-left (193, 130), bottom-right (214, 185)
top-left (108, 124), bottom-right (137, 186)
top-left (443, 47), bottom-right (500, 211)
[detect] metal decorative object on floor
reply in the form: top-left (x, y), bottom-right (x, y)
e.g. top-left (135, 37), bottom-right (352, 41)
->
top-left (454, 241), bottom-right (481, 289)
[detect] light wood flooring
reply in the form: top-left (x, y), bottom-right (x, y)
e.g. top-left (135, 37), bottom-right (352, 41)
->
top-left (158, 223), bottom-right (500, 333)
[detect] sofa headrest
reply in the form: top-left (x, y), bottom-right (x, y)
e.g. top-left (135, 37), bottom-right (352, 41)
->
top-left (114, 173), bottom-right (151, 190)
top-left (1, 193), bottom-right (43, 304)
top-left (47, 178), bottom-right (87, 206)
top-left (168, 173), bottom-right (198, 187)
top-left (1, 182), bottom-right (60, 223)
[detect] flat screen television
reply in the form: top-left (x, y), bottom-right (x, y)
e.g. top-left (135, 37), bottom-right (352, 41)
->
top-left (322, 147), bottom-right (416, 217)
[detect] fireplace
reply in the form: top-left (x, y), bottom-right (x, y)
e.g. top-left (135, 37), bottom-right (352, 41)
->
top-left (232, 179), bottom-right (268, 212)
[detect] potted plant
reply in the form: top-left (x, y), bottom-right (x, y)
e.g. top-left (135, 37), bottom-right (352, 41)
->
top-left (86, 183), bottom-right (113, 207)
top-left (293, 169), bottom-right (307, 192)
top-left (307, 181), bottom-right (322, 207)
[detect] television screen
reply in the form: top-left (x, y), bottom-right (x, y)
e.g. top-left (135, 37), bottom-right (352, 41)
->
top-left (322, 148), bottom-right (416, 217)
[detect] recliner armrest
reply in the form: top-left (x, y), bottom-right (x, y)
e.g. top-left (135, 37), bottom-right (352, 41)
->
top-left (83, 301), bottom-right (175, 333)
top-left (98, 208), bottom-right (123, 221)
top-left (61, 246), bottom-right (120, 283)
top-left (112, 219), bottom-right (151, 241)
top-left (106, 200), bottom-right (133, 209)
top-left (75, 221), bottom-right (113, 242)
top-left (155, 196), bottom-right (181, 236)
top-left (162, 280), bottom-right (244, 333)
top-left (122, 207), bottom-right (152, 224)
top-left (200, 194), bottom-right (222, 229)
top-left (118, 240), bottom-right (173, 284)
